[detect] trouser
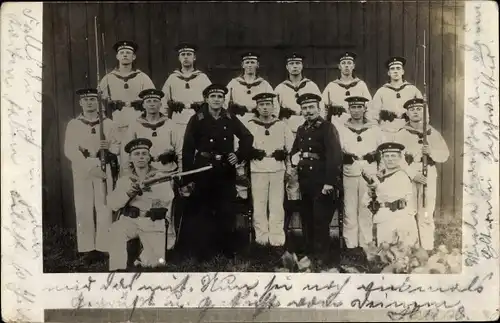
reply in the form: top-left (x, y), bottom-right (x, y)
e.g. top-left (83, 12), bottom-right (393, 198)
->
top-left (182, 172), bottom-right (237, 259)
top-left (342, 175), bottom-right (372, 248)
top-left (72, 169), bottom-right (113, 253)
top-left (108, 216), bottom-right (166, 271)
top-left (235, 113), bottom-right (253, 200)
top-left (413, 165), bottom-right (438, 250)
top-left (375, 209), bottom-right (419, 247)
top-left (251, 171), bottom-right (286, 246)
top-left (299, 184), bottom-right (335, 261)
top-left (285, 167), bottom-right (301, 201)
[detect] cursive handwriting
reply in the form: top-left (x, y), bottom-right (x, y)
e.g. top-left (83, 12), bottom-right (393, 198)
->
top-left (200, 272), bottom-right (259, 293)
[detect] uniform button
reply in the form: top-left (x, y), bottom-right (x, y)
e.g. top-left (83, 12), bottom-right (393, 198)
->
top-left (224, 126), bottom-right (227, 130)
top-left (309, 147), bottom-right (312, 151)
top-left (210, 139), bottom-right (214, 142)
top-left (223, 137), bottom-right (227, 141)
top-left (310, 166), bottom-right (313, 170)
top-left (308, 137), bottom-right (311, 140)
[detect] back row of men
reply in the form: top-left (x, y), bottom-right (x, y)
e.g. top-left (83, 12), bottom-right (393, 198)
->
top-left (65, 40), bottom-right (449, 271)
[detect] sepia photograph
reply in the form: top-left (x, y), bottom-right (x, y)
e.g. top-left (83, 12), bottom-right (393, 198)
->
top-left (41, 1), bottom-right (464, 276)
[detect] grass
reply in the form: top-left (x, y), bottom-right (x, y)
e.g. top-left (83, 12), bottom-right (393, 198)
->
top-left (44, 211), bottom-right (462, 273)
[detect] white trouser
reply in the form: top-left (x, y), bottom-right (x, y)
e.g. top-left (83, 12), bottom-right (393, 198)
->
top-left (108, 216), bottom-right (166, 271)
top-left (374, 209), bottom-right (418, 247)
top-left (72, 167), bottom-right (113, 253)
top-left (413, 165), bottom-right (438, 250)
top-left (343, 175), bottom-right (372, 248)
top-left (235, 113), bottom-right (254, 199)
top-left (149, 163), bottom-right (177, 250)
top-left (251, 171), bottom-right (286, 246)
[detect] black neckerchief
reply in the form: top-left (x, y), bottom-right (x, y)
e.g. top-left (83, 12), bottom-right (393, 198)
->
top-left (403, 123), bottom-right (432, 136)
top-left (283, 78), bottom-right (309, 93)
top-left (137, 114), bottom-right (168, 130)
top-left (129, 166), bottom-right (158, 183)
top-left (377, 168), bottom-right (401, 183)
top-left (383, 81), bottom-right (411, 92)
top-left (236, 76), bottom-right (264, 89)
top-left (173, 69), bottom-right (202, 82)
top-left (248, 117), bottom-right (279, 135)
top-left (77, 114), bottom-right (104, 127)
top-left (334, 77), bottom-right (360, 89)
top-left (110, 69), bottom-right (142, 82)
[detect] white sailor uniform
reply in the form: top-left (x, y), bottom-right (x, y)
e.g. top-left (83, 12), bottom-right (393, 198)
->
top-left (246, 116), bottom-right (295, 246)
top-left (337, 120), bottom-right (387, 248)
top-left (322, 78), bottom-right (372, 126)
top-left (369, 82), bottom-right (423, 133)
top-left (122, 115), bottom-right (183, 250)
top-left (107, 169), bottom-right (174, 271)
top-left (394, 123), bottom-right (450, 250)
top-left (160, 69), bottom-right (211, 126)
top-left (63, 115), bottom-right (119, 253)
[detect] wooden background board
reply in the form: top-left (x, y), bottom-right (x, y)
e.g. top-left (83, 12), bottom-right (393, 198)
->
top-left (42, 1), bottom-right (464, 231)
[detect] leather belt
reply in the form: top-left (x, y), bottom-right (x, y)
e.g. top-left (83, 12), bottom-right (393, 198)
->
top-left (301, 152), bottom-right (320, 160)
top-left (379, 198), bottom-right (407, 212)
top-left (199, 151), bottom-right (225, 160)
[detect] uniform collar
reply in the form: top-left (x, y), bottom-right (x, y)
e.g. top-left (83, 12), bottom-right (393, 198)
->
top-left (377, 167), bottom-right (402, 182)
top-left (334, 77), bottom-right (360, 86)
top-left (383, 81), bottom-right (411, 92)
top-left (172, 69), bottom-right (202, 81)
top-left (345, 118), bottom-right (375, 131)
top-left (111, 68), bottom-right (142, 79)
top-left (77, 114), bottom-right (105, 126)
top-left (129, 165), bottom-right (159, 182)
top-left (249, 116), bottom-right (279, 127)
top-left (200, 105), bottom-right (232, 120)
top-left (282, 78), bottom-right (310, 91)
top-left (403, 123), bottom-right (432, 136)
top-left (304, 116), bottom-right (324, 129)
top-left (137, 113), bottom-right (168, 128)
top-left (235, 76), bottom-right (264, 88)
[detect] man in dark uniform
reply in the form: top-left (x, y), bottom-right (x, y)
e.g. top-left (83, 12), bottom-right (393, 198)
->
top-left (180, 84), bottom-right (254, 261)
top-left (290, 93), bottom-right (343, 269)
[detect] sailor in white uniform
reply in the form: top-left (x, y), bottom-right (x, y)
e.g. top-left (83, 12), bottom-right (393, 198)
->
top-left (394, 98), bottom-right (450, 251)
top-left (63, 88), bottom-right (120, 263)
top-left (107, 138), bottom-right (175, 271)
top-left (246, 93), bottom-right (294, 246)
top-left (160, 43), bottom-right (212, 133)
top-left (322, 52), bottom-right (372, 126)
top-left (122, 89), bottom-right (183, 250)
top-left (369, 56), bottom-right (423, 133)
top-left (336, 96), bottom-right (387, 250)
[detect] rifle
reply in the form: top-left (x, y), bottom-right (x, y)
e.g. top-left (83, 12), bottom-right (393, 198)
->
top-left (94, 16), bottom-right (108, 203)
top-left (421, 29), bottom-right (429, 213)
top-left (361, 171), bottom-right (380, 246)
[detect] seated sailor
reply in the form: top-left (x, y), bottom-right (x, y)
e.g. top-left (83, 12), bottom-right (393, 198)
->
top-left (107, 138), bottom-right (175, 271)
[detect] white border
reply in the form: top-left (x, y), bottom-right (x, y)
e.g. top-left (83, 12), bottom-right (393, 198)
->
top-left (1, 2), bottom-right (499, 322)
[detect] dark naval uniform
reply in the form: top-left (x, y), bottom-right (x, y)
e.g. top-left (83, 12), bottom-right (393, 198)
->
top-left (290, 93), bottom-right (343, 264)
top-left (181, 84), bottom-right (254, 259)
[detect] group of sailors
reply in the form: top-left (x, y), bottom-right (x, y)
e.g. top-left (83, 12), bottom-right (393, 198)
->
top-left (64, 40), bottom-right (449, 272)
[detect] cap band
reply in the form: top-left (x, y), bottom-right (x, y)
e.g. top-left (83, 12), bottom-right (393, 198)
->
top-left (129, 144), bottom-right (150, 152)
top-left (242, 55), bottom-right (258, 61)
top-left (207, 89), bottom-right (225, 96)
top-left (142, 94), bottom-right (161, 100)
top-left (300, 98), bottom-right (319, 105)
top-left (117, 45), bottom-right (135, 52)
top-left (287, 57), bottom-right (303, 63)
top-left (381, 148), bottom-right (402, 153)
top-left (340, 55), bottom-right (355, 61)
top-left (388, 61), bottom-right (403, 68)
top-left (79, 93), bottom-right (98, 98)
top-left (178, 48), bottom-right (195, 53)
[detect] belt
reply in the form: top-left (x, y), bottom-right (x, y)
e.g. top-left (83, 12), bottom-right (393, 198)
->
top-left (379, 198), bottom-right (407, 212)
top-left (122, 206), bottom-right (167, 221)
top-left (199, 152), bottom-right (225, 160)
top-left (300, 152), bottom-right (321, 160)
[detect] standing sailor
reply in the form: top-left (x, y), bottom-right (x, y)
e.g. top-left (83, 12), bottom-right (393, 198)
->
top-left (107, 138), bottom-right (175, 271)
top-left (336, 96), bottom-right (386, 252)
top-left (369, 56), bottom-right (423, 133)
top-left (290, 93), bottom-right (343, 269)
top-left (123, 88), bottom-right (183, 250)
top-left (181, 84), bottom-right (254, 260)
top-left (161, 43), bottom-right (212, 132)
top-left (246, 93), bottom-right (294, 247)
top-left (322, 52), bottom-right (372, 125)
top-left (226, 52), bottom-right (277, 200)
top-left (274, 53), bottom-right (323, 233)
top-left (64, 88), bottom-right (119, 264)
top-left (362, 142), bottom-right (418, 247)
top-left (394, 98), bottom-right (449, 251)
top-left (98, 40), bottom-right (156, 172)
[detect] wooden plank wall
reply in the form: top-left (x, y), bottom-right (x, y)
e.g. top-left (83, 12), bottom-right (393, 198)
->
top-left (42, 1), bottom-right (464, 229)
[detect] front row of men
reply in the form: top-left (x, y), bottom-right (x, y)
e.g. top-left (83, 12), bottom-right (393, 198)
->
top-left (64, 83), bottom-right (449, 271)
